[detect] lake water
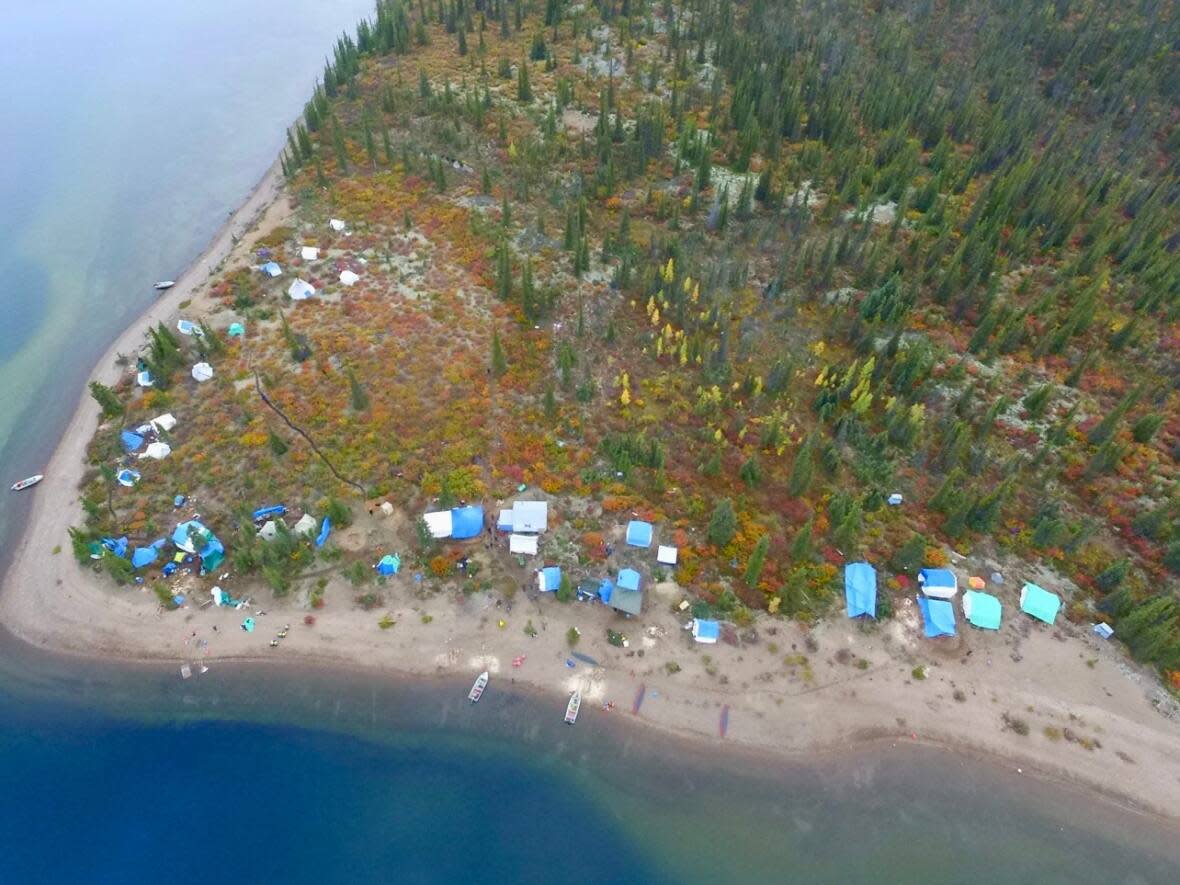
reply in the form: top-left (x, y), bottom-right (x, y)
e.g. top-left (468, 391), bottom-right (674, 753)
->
top-left (0, 2), bottom-right (1177, 881)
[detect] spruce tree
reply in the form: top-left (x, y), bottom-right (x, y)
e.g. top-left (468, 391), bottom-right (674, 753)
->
top-left (744, 535), bottom-right (769, 587)
top-left (707, 498), bottom-right (737, 548)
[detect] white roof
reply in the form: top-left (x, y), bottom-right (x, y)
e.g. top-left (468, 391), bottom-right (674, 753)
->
top-left (512, 500), bottom-right (548, 533)
top-left (288, 279), bottom-right (315, 300)
top-left (657, 545), bottom-right (678, 566)
top-left (191, 362), bottom-right (213, 382)
top-left (300, 246), bottom-right (319, 261)
top-left (329, 218), bottom-right (346, 232)
top-left (339, 270), bottom-right (360, 286)
top-left (509, 534), bottom-right (538, 555)
top-left (139, 441), bottom-right (172, 460)
top-left (150, 413), bottom-right (177, 432)
top-left (423, 510), bottom-right (453, 539)
top-left (292, 513), bottom-right (318, 536)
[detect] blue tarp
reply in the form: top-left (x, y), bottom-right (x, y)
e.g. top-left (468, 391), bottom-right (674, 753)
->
top-left (316, 517), bottom-right (331, 548)
top-left (252, 505), bottom-right (287, 521)
top-left (540, 566), bottom-right (561, 592)
top-left (101, 537), bottom-right (129, 558)
top-left (919, 568), bottom-right (957, 596)
top-left (917, 595), bottom-right (957, 638)
top-left (1020, 583), bottom-right (1061, 624)
top-left (376, 554), bottom-right (400, 576)
top-left (171, 520), bottom-right (225, 574)
top-left (693, 619), bottom-right (720, 642)
top-left (120, 430), bottom-right (145, 452)
top-left (260, 261), bottom-right (282, 277)
top-left (131, 547), bottom-right (158, 569)
top-left (625, 520), bottom-right (653, 548)
top-left (844, 562), bottom-right (877, 618)
top-left (450, 505), bottom-right (484, 540)
top-left (963, 590), bottom-right (1002, 630)
top-left (617, 568), bottom-right (641, 592)
top-left (116, 468), bottom-right (140, 487)
top-left (597, 578), bottom-right (614, 604)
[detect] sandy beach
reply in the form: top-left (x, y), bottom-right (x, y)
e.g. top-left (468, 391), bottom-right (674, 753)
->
top-left (3, 164), bottom-right (1180, 829)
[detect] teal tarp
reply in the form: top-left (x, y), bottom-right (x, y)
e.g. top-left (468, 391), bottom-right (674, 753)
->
top-left (963, 590), bottom-right (1001, 630)
top-left (844, 562), bottom-right (877, 618)
top-left (1020, 583), bottom-right (1060, 624)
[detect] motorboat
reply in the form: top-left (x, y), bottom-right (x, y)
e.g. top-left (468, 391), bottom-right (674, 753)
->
top-left (154, 280), bottom-right (176, 291)
top-left (564, 690), bottom-right (581, 725)
top-left (468, 671), bottom-right (488, 703)
top-left (11, 474), bottom-right (43, 491)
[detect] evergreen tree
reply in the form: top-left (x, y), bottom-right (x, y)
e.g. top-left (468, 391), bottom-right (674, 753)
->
top-left (347, 368), bottom-right (369, 411)
top-left (789, 518), bottom-right (813, 562)
top-left (517, 56), bottom-right (532, 102)
top-left (707, 498), bottom-right (737, 548)
top-left (738, 455), bottom-right (761, 487)
top-left (89, 382), bottom-right (123, 419)
top-left (491, 329), bottom-right (508, 376)
top-left (744, 535), bottom-right (769, 587)
top-left (787, 435), bottom-right (816, 496)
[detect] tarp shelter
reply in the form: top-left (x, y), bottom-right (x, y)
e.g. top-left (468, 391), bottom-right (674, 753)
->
top-left (116, 468), bottom-right (140, 487)
top-left (692, 619), bottom-right (720, 644)
top-left (962, 590), bottom-right (1002, 630)
top-left (844, 562), bottom-right (878, 619)
top-left (657, 545), bottom-right (678, 566)
top-left (509, 534), bottom-right (538, 555)
top-left (376, 554), bottom-right (400, 576)
top-left (136, 370), bottom-right (153, 387)
top-left (177, 319), bottom-right (197, 336)
top-left (497, 509), bottom-right (513, 531)
top-left (191, 362), bottom-right (214, 382)
top-left (596, 578), bottom-right (613, 604)
top-left (1020, 583), bottom-right (1061, 625)
top-left (1094, 623), bottom-right (1114, 640)
top-left (450, 505), bottom-right (484, 540)
top-left (300, 246), bottom-right (319, 261)
top-left (918, 568), bottom-right (958, 599)
top-left (292, 513), bottom-right (318, 536)
top-left (917, 595), bottom-right (957, 638)
top-left (260, 261), bottom-right (282, 277)
top-left (257, 520), bottom-right (280, 541)
top-left (101, 537), bottom-right (128, 558)
top-left (512, 501), bottom-right (548, 533)
top-left (150, 413), bottom-right (177, 433)
top-left (626, 520), bottom-right (653, 548)
top-left (315, 517), bottom-right (331, 547)
top-left (131, 546), bottom-right (158, 569)
top-left (329, 218), bottom-right (346, 232)
top-left (609, 573), bottom-right (642, 616)
top-left (423, 510), bottom-right (453, 539)
top-left (538, 566), bottom-right (561, 592)
top-left (121, 430), bottom-right (144, 452)
top-left (227, 322), bottom-right (245, 338)
top-left (171, 520), bottom-right (224, 574)
top-left (339, 270), bottom-right (360, 286)
top-left (242, 617), bottom-right (255, 633)
top-left (288, 279), bottom-right (315, 300)
top-left (253, 505), bottom-right (287, 522)
top-left (140, 442), bottom-right (171, 460)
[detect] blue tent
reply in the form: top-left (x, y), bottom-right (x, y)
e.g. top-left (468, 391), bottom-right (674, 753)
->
top-left (316, 517), bottom-right (331, 548)
top-left (692, 619), bottom-right (720, 643)
top-left (253, 505), bottom-right (287, 522)
top-left (376, 554), bottom-right (400, 576)
top-left (844, 562), bottom-right (878, 618)
top-left (101, 536), bottom-right (129, 558)
top-left (131, 547), bottom-right (158, 569)
top-left (918, 568), bottom-right (958, 598)
top-left (963, 590), bottom-right (1002, 630)
top-left (1020, 583), bottom-right (1061, 625)
top-left (597, 578), bottom-right (614, 604)
top-left (625, 520), bottom-right (653, 548)
top-left (539, 566), bottom-right (562, 592)
top-left (116, 468), bottom-right (140, 487)
top-left (120, 430), bottom-right (145, 452)
top-left (917, 595), bottom-right (957, 638)
top-left (450, 505), bottom-right (484, 540)
top-left (617, 568), bottom-right (641, 592)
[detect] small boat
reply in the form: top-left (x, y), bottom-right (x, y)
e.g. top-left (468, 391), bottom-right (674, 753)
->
top-left (10, 474), bottom-right (43, 491)
top-left (154, 280), bottom-right (176, 291)
top-left (564, 690), bottom-right (581, 725)
top-left (468, 671), bottom-right (488, 703)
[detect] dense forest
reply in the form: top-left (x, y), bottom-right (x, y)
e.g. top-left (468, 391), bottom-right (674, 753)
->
top-left (80, 1), bottom-right (1180, 679)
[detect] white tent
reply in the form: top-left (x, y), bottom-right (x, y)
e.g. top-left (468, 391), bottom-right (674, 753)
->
top-left (423, 510), bottom-right (453, 539)
top-left (329, 218), bottom-right (346, 232)
top-left (292, 513), bottom-right (318, 536)
top-left (511, 501), bottom-right (548, 533)
top-left (657, 545), bottom-right (678, 566)
top-left (136, 370), bottom-right (153, 387)
top-left (150, 413), bottom-right (177, 433)
top-left (300, 246), bottom-right (319, 261)
top-left (176, 319), bottom-right (197, 336)
top-left (191, 362), bottom-right (214, 382)
top-left (257, 520), bottom-right (279, 541)
top-left (288, 279), bottom-right (315, 300)
top-left (339, 270), bottom-right (360, 286)
top-left (509, 534), bottom-right (539, 555)
top-left (140, 441), bottom-right (172, 460)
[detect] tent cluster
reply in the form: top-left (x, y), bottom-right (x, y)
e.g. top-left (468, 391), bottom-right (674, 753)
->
top-left (252, 504), bottom-right (330, 548)
top-left (423, 504), bottom-right (486, 540)
top-left (496, 500), bottom-right (548, 555)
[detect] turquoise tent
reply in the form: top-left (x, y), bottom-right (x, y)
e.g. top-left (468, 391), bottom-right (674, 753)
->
top-left (844, 562), bottom-right (877, 618)
top-left (1020, 583), bottom-right (1061, 624)
top-left (962, 590), bottom-right (1001, 630)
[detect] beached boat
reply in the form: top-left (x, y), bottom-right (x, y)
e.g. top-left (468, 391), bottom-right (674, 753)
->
top-left (10, 474), bottom-right (43, 491)
top-left (154, 280), bottom-right (176, 290)
top-left (564, 690), bottom-right (581, 725)
top-left (468, 671), bottom-right (488, 703)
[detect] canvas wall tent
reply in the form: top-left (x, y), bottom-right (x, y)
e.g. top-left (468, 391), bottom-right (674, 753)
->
top-left (257, 520), bottom-right (281, 541)
top-left (657, 545), bottom-right (678, 566)
top-left (423, 510), bottom-right (453, 539)
top-left (292, 513), bottom-right (318, 536)
top-left (512, 501), bottom-right (548, 533)
top-left (844, 562), bottom-right (877, 619)
top-left (962, 590), bottom-right (1002, 630)
top-left (918, 568), bottom-right (958, 599)
top-left (339, 270), bottom-right (360, 286)
top-left (1020, 583), bottom-right (1061, 624)
top-left (692, 618), bottom-right (720, 643)
top-left (139, 442), bottom-right (172, 460)
top-left (329, 218), bottom-right (347, 232)
top-left (538, 566), bottom-right (561, 592)
top-left (450, 505), bottom-right (484, 540)
top-left (509, 534), bottom-right (538, 555)
top-left (497, 509), bottom-right (514, 531)
top-left (191, 362), bottom-right (214, 382)
top-left (626, 520), bottom-right (653, 548)
top-left (150, 413), bottom-right (177, 433)
top-left (300, 246), bottom-right (319, 261)
top-left (917, 595), bottom-right (957, 638)
top-left (288, 279), bottom-right (315, 300)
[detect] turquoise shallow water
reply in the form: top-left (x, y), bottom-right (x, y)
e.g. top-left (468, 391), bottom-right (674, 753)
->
top-left (0, 3), bottom-right (1178, 881)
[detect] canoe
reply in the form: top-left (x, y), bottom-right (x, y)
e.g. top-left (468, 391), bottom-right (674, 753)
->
top-left (10, 474), bottom-right (43, 491)
top-left (468, 670), bottom-right (488, 703)
top-left (564, 690), bottom-right (581, 725)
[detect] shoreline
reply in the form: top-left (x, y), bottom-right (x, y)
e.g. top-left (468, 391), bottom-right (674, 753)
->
top-left (3, 157), bottom-right (1180, 830)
